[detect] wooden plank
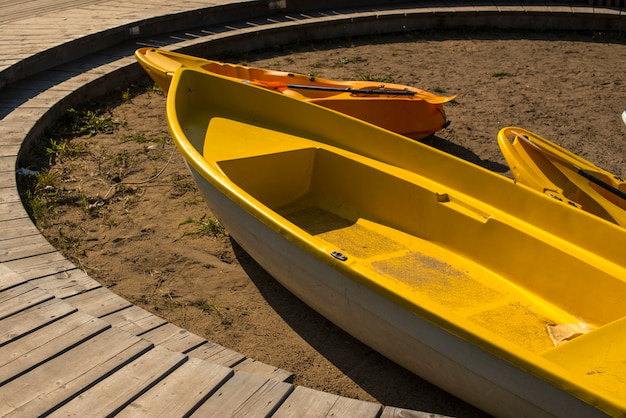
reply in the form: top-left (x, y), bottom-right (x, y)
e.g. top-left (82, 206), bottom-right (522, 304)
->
top-left (0, 182), bottom-right (18, 200)
top-left (234, 358), bottom-right (293, 383)
top-left (0, 120), bottom-right (30, 139)
top-left (0, 106), bottom-right (46, 123)
top-left (138, 322), bottom-right (206, 353)
top-left (0, 234), bottom-right (57, 262)
top-left (0, 142), bottom-right (21, 158)
top-left (3, 81), bottom-right (74, 99)
top-left (0, 218), bottom-right (40, 241)
top-left (47, 345), bottom-right (186, 417)
top-left (0, 327), bottom-right (153, 417)
top-left (63, 287), bottom-right (132, 318)
top-left (112, 357), bottom-right (233, 418)
top-left (0, 201), bottom-right (28, 222)
top-left (0, 281), bottom-right (35, 301)
top-left (272, 386), bottom-right (382, 418)
top-left (30, 268), bottom-right (101, 299)
top-left (0, 177), bottom-right (18, 197)
top-left (187, 341), bottom-right (246, 367)
top-left (23, 68), bottom-right (82, 85)
top-left (381, 406), bottom-right (451, 418)
top-left (0, 156), bottom-right (17, 173)
top-left (0, 262), bottom-right (28, 291)
top-left (190, 371), bottom-right (293, 417)
top-left (100, 305), bottom-right (166, 335)
top-left (0, 0), bottom-right (107, 25)
top-left (0, 91), bottom-right (68, 112)
top-left (3, 251), bottom-right (77, 281)
top-left (0, 298), bottom-right (76, 346)
top-left (0, 171), bottom-right (16, 188)
top-left (0, 282), bottom-right (53, 320)
top-left (0, 311), bottom-right (109, 385)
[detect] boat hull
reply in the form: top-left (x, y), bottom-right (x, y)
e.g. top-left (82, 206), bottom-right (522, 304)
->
top-left (186, 164), bottom-right (607, 418)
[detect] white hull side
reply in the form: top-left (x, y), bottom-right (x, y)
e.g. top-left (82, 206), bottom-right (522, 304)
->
top-left (188, 166), bottom-right (607, 418)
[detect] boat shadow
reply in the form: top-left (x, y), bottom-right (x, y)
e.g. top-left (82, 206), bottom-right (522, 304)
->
top-left (232, 240), bottom-right (490, 417)
top-left (419, 134), bottom-right (510, 174)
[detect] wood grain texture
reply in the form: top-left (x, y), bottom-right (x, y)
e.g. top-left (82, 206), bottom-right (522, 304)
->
top-left (115, 357), bottom-right (233, 417)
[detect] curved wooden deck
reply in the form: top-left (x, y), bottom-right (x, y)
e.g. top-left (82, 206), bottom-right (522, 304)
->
top-left (1, 1), bottom-right (624, 416)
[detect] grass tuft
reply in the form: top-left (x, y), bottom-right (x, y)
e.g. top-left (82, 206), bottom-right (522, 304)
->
top-left (490, 71), bottom-right (512, 78)
top-left (356, 70), bottom-right (394, 83)
top-left (177, 215), bottom-right (225, 239)
top-left (64, 107), bottom-right (125, 137)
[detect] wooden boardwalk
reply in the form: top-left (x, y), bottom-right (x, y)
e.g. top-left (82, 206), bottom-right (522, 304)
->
top-left (1, 1), bottom-right (624, 416)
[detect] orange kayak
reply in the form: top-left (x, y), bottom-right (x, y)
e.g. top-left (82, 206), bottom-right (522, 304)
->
top-left (135, 47), bottom-right (455, 139)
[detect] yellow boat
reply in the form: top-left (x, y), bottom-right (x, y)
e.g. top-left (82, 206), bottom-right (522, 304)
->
top-left (135, 47), bottom-right (454, 139)
top-left (167, 67), bottom-right (626, 418)
top-left (498, 127), bottom-right (626, 227)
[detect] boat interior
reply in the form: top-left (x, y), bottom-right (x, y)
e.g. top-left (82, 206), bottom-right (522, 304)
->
top-left (208, 116), bottom-right (626, 357)
top-left (500, 129), bottom-right (626, 227)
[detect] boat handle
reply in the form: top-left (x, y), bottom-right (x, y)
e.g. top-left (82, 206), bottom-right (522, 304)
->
top-left (331, 251), bottom-right (348, 261)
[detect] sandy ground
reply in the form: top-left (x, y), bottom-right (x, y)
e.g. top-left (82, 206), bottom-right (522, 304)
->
top-left (21, 30), bottom-right (626, 417)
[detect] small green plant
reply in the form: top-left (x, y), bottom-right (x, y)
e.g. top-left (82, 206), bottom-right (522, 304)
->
top-left (22, 188), bottom-right (52, 220)
top-left (45, 138), bottom-right (89, 159)
top-left (171, 174), bottom-right (196, 197)
top-left (110, 151), bottom-right (131, 168)
top-left (33, 169), bottom-right (60, 192)
top-left (79, 192), bottom-right (105, 216)
top-left (54, 227), bottom-right (82, 254)
top-left (121, 88), bottom-right (131, 102)
top-left (121, 192), bottom-right (142, 210)
top-left (190, 298), bottom-right (223, 316)
top-left (338, 56), bottom-right (366, 66)
top-left (178, 215), bottom-right (225, 238)
top-left (310, 60), bottom-right (328, 69)
top-left (183, 196), bottom-right (204, 206)
top-left (356, 70), bottom-right (394, 83)
top-left (64, 107), bottom-right (125, 137)
top-left (125, 134), bottom-right (167, 144)
top-left (433, 86), bottom-right (447, 94)
top-left (102, 216), bottom-right (118, 228)
top-left (145, 82), bottom-right (163, 94)
top-left (490, 71), bottom-right (511, 78)
top-left (80, 193), bottom-right (91, 212)
top-left (20, 169), bottom-right (60, 220)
